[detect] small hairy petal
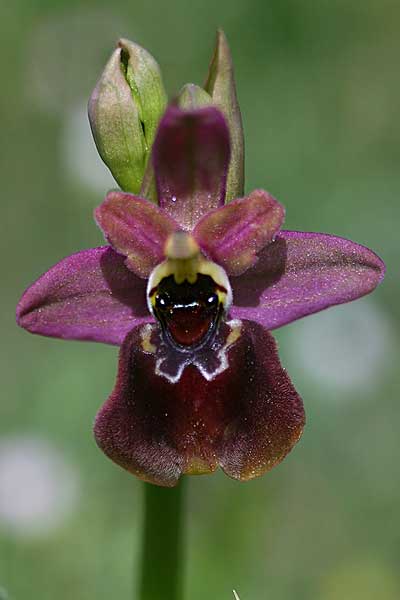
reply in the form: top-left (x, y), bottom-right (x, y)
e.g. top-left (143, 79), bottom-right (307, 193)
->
top-left (94, 320), bottom-right (304, 486)
top-left (16, 247), bottom-right (151, 346)
top-left (194, 189), bottom-right (285, 275)
top-left (95, 191), bottom-right (180, 278)
top-left (153, 105), bottom-right (231, 230)
top-left (230, 231), bottom-right (385, 329)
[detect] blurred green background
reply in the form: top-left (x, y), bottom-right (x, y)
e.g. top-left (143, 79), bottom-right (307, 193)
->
top-left (1, 0), bottom-right (399, 599)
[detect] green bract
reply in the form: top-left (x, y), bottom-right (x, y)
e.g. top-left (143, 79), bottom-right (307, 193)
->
top-left (88, 38), bottom-right (167, 195)
top-left (205, 30), bottom-right (244, 201)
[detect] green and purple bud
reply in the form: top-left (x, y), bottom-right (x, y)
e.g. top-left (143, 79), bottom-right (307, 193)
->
top-left (88, 38), bottom-right (167, 195)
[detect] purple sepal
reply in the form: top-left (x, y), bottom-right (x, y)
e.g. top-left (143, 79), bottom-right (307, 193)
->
top-left (153, 105), bottom-right (231, 230)
top-left (16, 247), bottom-right (152, 346)
top-left (230, 231), bottom-right (386, 329)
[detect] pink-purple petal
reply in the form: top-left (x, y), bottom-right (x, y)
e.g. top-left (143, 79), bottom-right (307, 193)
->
top-left (153, 105), bottom-right (231, 230)
top-left (16, 247), bottom-right (152, 346)
top-left (95, 191), bottom-right (180, 278)
top-left (230, 230), bottom-right (385, 329)
top-left (193, 189), bottom-right (285, 276)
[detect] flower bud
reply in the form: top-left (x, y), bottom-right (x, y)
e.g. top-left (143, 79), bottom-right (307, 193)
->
top-left (177, 83), bottom-right (212, 109)
top-left (205, 30), bottom-right (244, 201)
top-left (88, 38), bottom-right (167, 194)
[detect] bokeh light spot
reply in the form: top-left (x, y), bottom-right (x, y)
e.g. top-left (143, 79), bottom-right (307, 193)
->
top-left (0, 436), bottom-right (79, 537)
top-left (286, 299), bottom-right (395, 394)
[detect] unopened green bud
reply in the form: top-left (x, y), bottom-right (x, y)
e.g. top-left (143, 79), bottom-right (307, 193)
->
top-left (177, 83), bottom-right (212, 109)
top-left (88, 38), bottom-right (167, 194)
top-left (205, 30), bottom-right (244, 201)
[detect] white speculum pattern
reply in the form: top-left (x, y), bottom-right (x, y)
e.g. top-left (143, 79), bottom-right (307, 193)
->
top-left (140, 319), bottom-right (242, 384)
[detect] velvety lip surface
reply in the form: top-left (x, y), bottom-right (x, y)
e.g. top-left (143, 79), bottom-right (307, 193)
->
top-left (94, 320), bottom-right (305, 486)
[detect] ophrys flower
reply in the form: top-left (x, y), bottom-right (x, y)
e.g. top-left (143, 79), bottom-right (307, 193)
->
top-left (16, 102), bottom-right (385, 486)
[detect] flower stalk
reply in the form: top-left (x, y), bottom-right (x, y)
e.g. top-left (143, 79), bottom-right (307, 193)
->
top-left (139, 480), bottom-right (185, 600)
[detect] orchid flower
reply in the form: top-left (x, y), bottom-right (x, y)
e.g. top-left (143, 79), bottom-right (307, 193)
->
top-left (16, 32), bottom-right (385, 488)
top-left (16, 102), bottom-right (384, 487)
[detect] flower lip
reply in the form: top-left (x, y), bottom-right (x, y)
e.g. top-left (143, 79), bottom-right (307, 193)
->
top-left (94, 318), bottom-right (305, 486)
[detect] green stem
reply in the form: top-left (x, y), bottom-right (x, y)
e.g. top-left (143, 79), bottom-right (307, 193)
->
top-left (139, 479), bottom-right (185, 600)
